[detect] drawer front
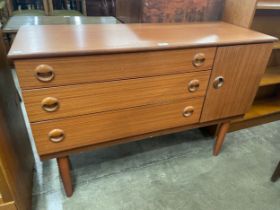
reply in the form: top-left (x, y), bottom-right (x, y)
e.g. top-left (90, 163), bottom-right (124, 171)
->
top-left (31, 98), bottom-right (204, 155)
top-left (23, 71), bottom-right (210, 122)
top-left (16, 47), bottom-right (216, 89)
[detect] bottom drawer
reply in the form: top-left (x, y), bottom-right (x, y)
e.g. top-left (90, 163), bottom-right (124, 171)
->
top-left (32, 98), bottom-right (204, 156)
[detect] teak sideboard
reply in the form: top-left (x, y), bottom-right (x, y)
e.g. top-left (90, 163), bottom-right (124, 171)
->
top-left (8, 22), bottom-right (276, 197)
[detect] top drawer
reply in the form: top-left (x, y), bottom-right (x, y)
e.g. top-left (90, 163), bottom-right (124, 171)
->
top-left (15, 47), bottom-right (216, 89)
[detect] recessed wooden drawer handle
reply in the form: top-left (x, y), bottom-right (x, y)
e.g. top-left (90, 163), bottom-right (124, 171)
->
top-left (35, 64), bottom-right (55, 82)
top-left (41, 97), bottom-right (59, 112)
top-left (188, 79), bottom-right (200, 92)
top-left (193, 53), bottom-right (206, 67)
top-left (48, 129), bottom-right (65, 143)
top-left (213, 76), bottom-right (225, 89)
top-left (183, 106), bottom-right (194, 117)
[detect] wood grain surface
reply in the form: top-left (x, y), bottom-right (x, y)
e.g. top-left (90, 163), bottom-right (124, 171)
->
top-left (8, 22), bottom-right (277, 59)
top-left (23, 71), bottom-right (210, 122)
top-left (200, 43), bottom-right (273, 122)
top-left (0, 166), bottom-right (12, 203)
top-left (15, 48), bottom-right (215, 89)
top-left (223, 0), bottom-right (257, 28)
top-left (31, 98), bottom-right (204, 155)
top-left (57, 157), bottom-right (73, 197)
top-left (0, 202), bottom-right (17, 210)
top-left (39, 115), bottom-right (242, 160)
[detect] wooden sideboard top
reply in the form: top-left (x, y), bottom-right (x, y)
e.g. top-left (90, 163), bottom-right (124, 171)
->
top-left (8, 22), bottom-right (277, 59)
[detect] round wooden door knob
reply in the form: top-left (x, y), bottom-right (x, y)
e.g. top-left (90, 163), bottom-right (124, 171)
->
top-left (188, 79), bottom-right (200, 92)
top-left (192, 53), bottom-right (206, 67)
top-left (183, 106), bottom-right (194, 117)
top-left (213, 76), bottom-right (225, 89)
top-left (41, 97), bottom-right (59, 112)
top-left (48, 129), bottom-right (65, 143)
top-left (34, 64), bottom-right (55, 82)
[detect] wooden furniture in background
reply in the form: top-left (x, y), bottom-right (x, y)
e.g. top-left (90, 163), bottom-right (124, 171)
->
top-left (6, 0), bottom-right (48, 16)
top-left (8, 23), bottom-right (276, 196)
top-left (0, 30), bottom-right (34, 210)
top-left (48, 0), bottom-right (87, 16)
top-left (223, 0), bottom-right (257, 28)
top-left (116, 0), bottom-right (224, 23)
top-left (227, 0), bottom-right (280, 131)
top-left (85, 0), bottom-right (115, 16)
top-left (257, 0), bottom-right (280, 9)
top-left (3, 15), bottom-right (120, 34)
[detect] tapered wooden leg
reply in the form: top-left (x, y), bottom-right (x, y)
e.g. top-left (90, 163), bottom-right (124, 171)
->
top-left (213, 122), bottom-right (230, 156)
top-left (57, 156), bottom-right (73, 197)
top-left (271, 161), bottom-right (280, 182)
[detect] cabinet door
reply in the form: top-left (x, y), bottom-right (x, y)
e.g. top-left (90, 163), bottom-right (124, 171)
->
top-left (200, 43), bottom-right (273, 122)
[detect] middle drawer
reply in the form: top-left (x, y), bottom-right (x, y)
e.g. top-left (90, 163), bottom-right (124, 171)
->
top-left (23, 71), bottom-right (210, 122)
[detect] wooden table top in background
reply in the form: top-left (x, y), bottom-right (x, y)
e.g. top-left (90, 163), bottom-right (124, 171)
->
top-left (3, 16), bottom-right (121, 34)
top-left (8, 22), bottom-right (277, 59)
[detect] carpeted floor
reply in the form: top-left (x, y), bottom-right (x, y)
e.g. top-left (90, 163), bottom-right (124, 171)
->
top-left (31, 121), bottom-right (280, 210)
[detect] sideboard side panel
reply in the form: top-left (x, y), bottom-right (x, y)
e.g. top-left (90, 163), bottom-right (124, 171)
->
top-left (200, 43), bottom-right (273, 122)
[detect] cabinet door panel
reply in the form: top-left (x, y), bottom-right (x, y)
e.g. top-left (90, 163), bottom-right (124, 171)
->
top-left (201, 43), bottom-right (273, 122)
